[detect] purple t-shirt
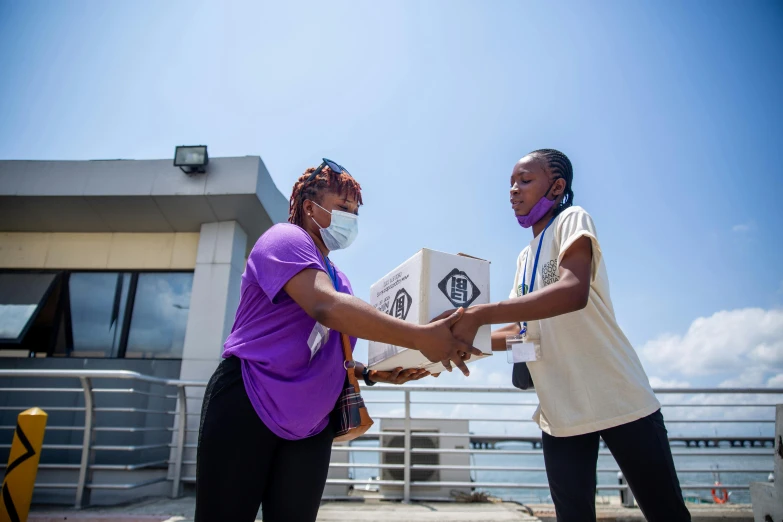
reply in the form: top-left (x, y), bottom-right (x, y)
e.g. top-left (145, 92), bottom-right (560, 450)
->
top-left (223, 223), bottom-right (356, 440)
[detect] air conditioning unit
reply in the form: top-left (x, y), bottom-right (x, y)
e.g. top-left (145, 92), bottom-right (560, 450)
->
top-left (380, 418), bottom-right (471, 500)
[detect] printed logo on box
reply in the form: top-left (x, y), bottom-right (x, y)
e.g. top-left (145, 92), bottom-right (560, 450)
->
top-left (388, 288), bottom-right (413, 320)
top-left (438, 269), bottom-right (481, 308)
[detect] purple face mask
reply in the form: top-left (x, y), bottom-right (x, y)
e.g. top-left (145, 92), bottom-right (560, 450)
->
top-left (516, 181), bottom-right (557, 228)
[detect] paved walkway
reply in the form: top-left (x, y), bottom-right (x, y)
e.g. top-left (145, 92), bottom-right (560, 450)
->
top-left (28, 498), bottom-right (538, 522)
top-left (28, 496), bottom-right (754, 522)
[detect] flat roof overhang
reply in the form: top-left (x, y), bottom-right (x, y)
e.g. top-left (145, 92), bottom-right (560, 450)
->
top-left (0, 156), bottom-right (289, 248)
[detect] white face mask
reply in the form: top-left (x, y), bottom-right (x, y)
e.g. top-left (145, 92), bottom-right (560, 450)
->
top-left (311, 202), bottom-right (359, 251)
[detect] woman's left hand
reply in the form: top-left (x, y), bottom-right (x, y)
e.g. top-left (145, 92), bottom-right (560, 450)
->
top-left (369, 367), bottom-right (429, 385)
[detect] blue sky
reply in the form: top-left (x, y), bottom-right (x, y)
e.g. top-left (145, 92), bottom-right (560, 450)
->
top-left (1, 0), bottom-right (782, 391)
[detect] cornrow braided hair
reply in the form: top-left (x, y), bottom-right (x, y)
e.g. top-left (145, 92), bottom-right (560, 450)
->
top-left (530, 148), bottom-right (574, 216)
top-left (288, 165), bottom-right (363, 227)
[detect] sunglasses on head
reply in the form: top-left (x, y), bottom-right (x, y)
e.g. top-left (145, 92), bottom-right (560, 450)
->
top-left (306, 158), bottom-right (349, 183)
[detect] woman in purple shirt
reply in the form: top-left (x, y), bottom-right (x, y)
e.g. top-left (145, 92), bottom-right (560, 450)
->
top-left (195, 159), bottom-right (480, 522)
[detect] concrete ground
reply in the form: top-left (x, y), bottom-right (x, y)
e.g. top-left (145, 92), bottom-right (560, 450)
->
top-left (27, 496), bottom-right (755, 522)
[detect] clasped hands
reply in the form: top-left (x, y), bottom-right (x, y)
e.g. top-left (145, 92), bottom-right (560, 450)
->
top-left (366, 307), bottom-right (482, 385)
top-left (425, 306), bottom-right (481, 378)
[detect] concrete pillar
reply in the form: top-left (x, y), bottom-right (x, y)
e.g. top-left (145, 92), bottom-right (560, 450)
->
top-left (171, 221), bottom-right (247, 485)
top-left (750, 404), bottom-right (783, 521)
top-left (180, 221), bottom-right (247, 378)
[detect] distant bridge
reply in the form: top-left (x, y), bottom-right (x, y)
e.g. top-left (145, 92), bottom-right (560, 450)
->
top-left (358, 433), bottom-right (775, 449)
top-left (468, 436), bottom-right (776, 449)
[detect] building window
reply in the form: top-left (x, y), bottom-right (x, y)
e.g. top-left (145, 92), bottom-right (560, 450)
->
top-left (0, 270), bottom-right (193, 359)
top-left (125, 273), bottom-right (192, 359)
top-left (69, 272), bottom-right (132, 358)
top-left (0, 273), bottom-right (58, 343)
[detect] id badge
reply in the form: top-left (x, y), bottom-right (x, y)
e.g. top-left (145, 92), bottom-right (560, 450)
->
top-left (506, 334), bottom-right (539, 364)
top-left (307, 322), bottom-right (330, 362)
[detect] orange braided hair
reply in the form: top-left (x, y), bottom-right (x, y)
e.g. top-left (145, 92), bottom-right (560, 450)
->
top-left (288, 165), bottom-right (363, 227)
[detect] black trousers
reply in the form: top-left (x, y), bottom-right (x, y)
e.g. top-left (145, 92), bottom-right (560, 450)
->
top-left (195, 357), bottom-right (334, 522)
top-left (542, 410), bottom-right (691, 522)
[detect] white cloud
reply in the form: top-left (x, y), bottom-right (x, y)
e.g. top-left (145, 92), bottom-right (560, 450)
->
top-left (641, 308), bottom-right (783, 385)
top-left (718, 368), bottom-right (769, 388)
top-left (487, 372), bottom-right (508, 386)
top-left (767, 373), bottom-right (783, 387)
top-left (648, 376), bottom-right (691, 388)
top-left (731, 221), bottom-right (755, 233)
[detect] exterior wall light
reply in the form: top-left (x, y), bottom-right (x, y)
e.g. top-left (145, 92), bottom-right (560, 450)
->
top-left (174, 145), bottom-right (209, 174)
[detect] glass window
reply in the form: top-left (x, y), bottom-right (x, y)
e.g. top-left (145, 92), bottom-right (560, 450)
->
top-left (0, 270), bottom-right (193, 358)
top-left (125, 273), bottom-right (193, 359)
top-left (22, 275), bottom-right (65, 355)
top-left (0, 273), bottom-right (57, 343)
top-left (69, 273), bottom-right (131, 357)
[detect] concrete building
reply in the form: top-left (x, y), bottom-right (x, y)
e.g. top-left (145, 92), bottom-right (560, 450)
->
top-left (0, 155), bottom-right (289, 503)
top-left (0, 154), bottom-right (287, 376)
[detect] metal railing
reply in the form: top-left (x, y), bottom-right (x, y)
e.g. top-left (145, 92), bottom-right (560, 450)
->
top-left (0, 369), bottom-right (194, 508)
top-left (0, 369), bottom-right (779, 507)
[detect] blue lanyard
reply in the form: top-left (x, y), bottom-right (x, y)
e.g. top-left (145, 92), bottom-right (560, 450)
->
top-left (321, 253), bottom-right (339, 291)
top-left (519, 216), bottom-right (556, 336)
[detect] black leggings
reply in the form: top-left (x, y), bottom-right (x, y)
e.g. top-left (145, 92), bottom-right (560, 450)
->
top-left (195, 357), bottom-right (334, 522)
top-left (542, 410), bottom-right (691, 522)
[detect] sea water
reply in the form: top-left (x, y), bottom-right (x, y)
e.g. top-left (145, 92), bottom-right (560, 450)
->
top-left (347, 440), bottom-right (772, 504)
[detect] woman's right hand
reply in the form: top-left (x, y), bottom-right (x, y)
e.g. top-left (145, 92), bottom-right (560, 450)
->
top-left (414, 308), bottom-right (483, 376)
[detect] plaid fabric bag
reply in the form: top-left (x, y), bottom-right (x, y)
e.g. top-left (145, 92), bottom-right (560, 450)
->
top-left (333, 380), bottom-right (364, 435)
top-left (332, 333), bottom-right (373, 441)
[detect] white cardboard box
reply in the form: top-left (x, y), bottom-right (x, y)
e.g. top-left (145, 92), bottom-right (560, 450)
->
top-left (368, 248), bottom-right (492, 373)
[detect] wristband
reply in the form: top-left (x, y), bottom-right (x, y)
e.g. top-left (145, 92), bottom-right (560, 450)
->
top-left (362, 366), bottom-right (376, 386)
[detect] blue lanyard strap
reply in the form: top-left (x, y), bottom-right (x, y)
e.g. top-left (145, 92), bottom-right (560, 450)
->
top-left (319, 253), bottom-right (347, 346)
top-left (321, 253), bottom-right (339, 291)
top-left (519, 216), bottom-right (556, 335)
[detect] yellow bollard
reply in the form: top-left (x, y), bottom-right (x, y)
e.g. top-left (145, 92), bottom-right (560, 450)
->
top-left (0, 408), bottom-right (47, 522)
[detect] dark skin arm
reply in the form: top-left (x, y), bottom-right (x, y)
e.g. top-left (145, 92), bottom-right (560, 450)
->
top-left (435, 236), bottom-right (594, 346)
top-left (352, 361), bottom-right (428, 384)
top-left (283, 268), bottom-right (483, 376)
top-left (491, 324), bottom-right (520, 351)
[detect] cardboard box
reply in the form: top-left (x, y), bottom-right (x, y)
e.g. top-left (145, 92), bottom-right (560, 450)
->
top-left (368, 248), bottom-right (492, 373)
